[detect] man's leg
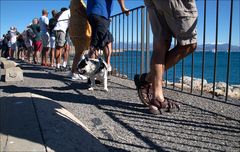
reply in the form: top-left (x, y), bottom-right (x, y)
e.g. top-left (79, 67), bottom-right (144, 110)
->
top-left (63, 44), bottom-right (70, 68)
top-left (165, 43), bottom-right (197, 70)
top-left (104, 42), bottom-right (112, 65)
top-left (50, 48), bottom-right (55, 66)
top-left (42, 47), bottom-right (50, 65)
top-left (55, 46), bottom-right (63, 69)
top-left (150, 39), bottom-right (171, 101)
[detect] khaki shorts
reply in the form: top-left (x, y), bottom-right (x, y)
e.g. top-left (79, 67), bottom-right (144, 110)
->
top-left (55, 31), bottom-right (66, 47)
top-left (144, 0), bottom-right (198, 45)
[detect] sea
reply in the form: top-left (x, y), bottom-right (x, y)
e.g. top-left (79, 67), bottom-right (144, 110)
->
top-left (111, 51), bottom-right (240, 85)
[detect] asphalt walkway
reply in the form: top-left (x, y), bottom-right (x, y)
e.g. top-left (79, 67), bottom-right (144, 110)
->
top-left (0, 61), bottom-right (240, 152)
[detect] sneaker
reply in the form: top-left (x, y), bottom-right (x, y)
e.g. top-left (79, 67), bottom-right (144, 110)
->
top-left (71, 73), bottom-right (87, 80)
top-left (55, 67), bottom-right (61, 72)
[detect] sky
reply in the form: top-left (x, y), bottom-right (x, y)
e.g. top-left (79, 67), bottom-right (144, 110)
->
top-left (0, 0), bottom-right (239, 46)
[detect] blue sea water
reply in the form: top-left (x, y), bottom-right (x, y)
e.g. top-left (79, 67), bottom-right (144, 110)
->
top-left (111, 51), bottom-right (240, 85)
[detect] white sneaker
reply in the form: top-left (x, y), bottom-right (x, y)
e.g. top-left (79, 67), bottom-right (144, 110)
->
top-left (107, 64), bottom-right (112, 72)
top-left (71, 73), bottom-right (87, 80)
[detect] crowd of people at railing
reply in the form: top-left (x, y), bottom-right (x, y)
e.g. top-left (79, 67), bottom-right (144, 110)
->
top-left (0, 8), bottom-right (72, 72)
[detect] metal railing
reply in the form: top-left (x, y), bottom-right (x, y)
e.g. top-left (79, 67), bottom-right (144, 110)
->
top-left (109, 0), bottom-right (239, 101)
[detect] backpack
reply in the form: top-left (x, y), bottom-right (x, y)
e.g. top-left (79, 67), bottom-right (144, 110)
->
top-left (48, 11), bottom-right (64, 32)
top-left (26, 28), bottom-right (36, 40)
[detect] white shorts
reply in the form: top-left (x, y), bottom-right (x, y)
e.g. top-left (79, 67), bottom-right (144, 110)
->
top-left (50, 36), bottom-right (56, 48)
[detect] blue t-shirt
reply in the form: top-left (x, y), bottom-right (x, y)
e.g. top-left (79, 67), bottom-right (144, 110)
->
top-left (87, 0), bottom-right (113, 19)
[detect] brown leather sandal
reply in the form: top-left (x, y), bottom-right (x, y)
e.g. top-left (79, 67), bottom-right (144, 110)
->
top-left (134, 73), bottom-right (152, 106)
top-left (149, 98), bottom-right (180, 114)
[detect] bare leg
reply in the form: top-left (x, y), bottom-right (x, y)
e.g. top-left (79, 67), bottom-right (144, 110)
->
top-left (63, 44), bottom-right (70, 67)
top-left (42, 47), bottom-right (50, 65)
top-left (165, 43), bottom-right (197, 70)
top-left (145, 43), bottom-right (197, 83)
top-left (104, 42), bottom-right (112, 65)
top-left (150, 39), bottom-right (171, 101)
top-left (55, 47), bottom-right (63, 68)
top-left (50, 48), bottom-right (55, 66)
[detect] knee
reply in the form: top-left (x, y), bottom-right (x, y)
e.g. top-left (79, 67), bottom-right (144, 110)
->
top-left (187, 43), bottom-right (197, 54)
top-left (178, 43), bottom-right (197, 55)
top-left (189, 43), bottom-right (197, 52)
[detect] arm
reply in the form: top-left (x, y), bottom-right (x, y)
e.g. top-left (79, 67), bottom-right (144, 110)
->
top-left (117, 0), bottom-right (130, 16)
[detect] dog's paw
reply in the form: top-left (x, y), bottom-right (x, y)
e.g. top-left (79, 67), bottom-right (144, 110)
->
top-left (103, 88), bottom-right (109, 92)
top-left (88, 87), bottom-right (94, 91)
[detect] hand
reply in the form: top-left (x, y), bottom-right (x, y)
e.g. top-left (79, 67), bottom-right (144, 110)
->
top-left (122, 8), bottom-right (130, 16)
top-left (118, 0), bottom-right (130, 16)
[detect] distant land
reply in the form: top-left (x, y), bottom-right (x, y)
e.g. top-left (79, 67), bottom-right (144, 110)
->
top-left (196, 43), bottom-right (240, 52)
top-left (113, 43), bottom-right (240, 52)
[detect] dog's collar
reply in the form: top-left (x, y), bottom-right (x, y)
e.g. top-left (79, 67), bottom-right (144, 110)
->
top-left (94, 58), bottom-right (106, 74)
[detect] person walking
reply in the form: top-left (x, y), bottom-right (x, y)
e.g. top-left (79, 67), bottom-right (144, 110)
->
top-left (134, 0), bottom-right (198, 114)
top-left (87, 0), bottom-right (129, 71)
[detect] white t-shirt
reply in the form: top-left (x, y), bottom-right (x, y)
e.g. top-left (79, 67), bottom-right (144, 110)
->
top-left (54, 10), bottom-right (71, 33)
top-left (39, 15), bottom-right (49, 33)
top-left (8, 30), bottom-right (17, 43)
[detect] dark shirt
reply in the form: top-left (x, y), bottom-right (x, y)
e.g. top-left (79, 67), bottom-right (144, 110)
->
top-left (87, 0), bottom-right (113, 19)
top-left (30, 24), bottom-right (41, 42)
top-left (49, 17), bottom-right (57, 37)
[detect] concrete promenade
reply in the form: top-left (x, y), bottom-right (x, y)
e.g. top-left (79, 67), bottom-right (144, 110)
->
top-left (0, 60), bottom-right (240, 152)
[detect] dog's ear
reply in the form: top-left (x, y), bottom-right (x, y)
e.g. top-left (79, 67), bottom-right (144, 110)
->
top-left (83, 54), bottom-right (89, 61)
top-left (99, 58), bottom-right (108, 69)
top-left (85, 56), bottom-right (89, 61)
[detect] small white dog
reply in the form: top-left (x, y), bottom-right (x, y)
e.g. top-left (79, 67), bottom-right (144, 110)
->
top-left (77, 55), bottom-right (108, 91)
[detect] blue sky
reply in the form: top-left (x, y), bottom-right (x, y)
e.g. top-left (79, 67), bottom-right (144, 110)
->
top-left (0, 0), bottom-right (239, 46)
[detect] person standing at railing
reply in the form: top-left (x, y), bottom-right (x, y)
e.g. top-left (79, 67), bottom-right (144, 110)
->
top-left (49, 9), bottom-right (58, 67)
top-left (39, 9), bottom-right (50, 66)
top-left (87, 0), bottom-right (130, 71)
top-left (53, 8), bottom-right (71, 71)
top-left (134, 0), bottom-right (198, 114)
top-left (68, 0), bottom-right (91, 80)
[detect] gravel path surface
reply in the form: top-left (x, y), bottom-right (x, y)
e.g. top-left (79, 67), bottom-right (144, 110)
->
top-left (1, 62), bottom-right (240, 152)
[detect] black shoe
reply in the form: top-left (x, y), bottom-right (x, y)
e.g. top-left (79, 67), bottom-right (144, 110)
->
top-left (55, 67), bottom-right (61, 72)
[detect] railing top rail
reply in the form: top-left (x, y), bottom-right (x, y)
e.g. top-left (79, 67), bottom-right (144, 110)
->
top-left (110, 5), bottom-right (145, 18)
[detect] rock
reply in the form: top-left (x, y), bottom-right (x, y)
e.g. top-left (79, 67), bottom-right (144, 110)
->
top-left (0, 57), bottom-right (7, 62)
top-left (215, 82), bottom-right (233, 92)
top-left (231, 88), bottom-right (240, 99)
top-left (122, 74), bottom-right (128, 79)
top-left (5, 67), bottom-right (23, 82)
top-left (1, 60), bottom-right (18, 69)
top-left (203, 83), bottom-right (213, 92)
top-left (174, 83), bottom-right (191, 89)
top-left (179, 76), bottom-right (207, 90)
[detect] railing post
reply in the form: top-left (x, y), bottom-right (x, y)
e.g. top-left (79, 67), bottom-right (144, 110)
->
top-left (212, 0), bottom-right (219, 99)
top-left (146, 10), bottom-right (150, 73)
top-left (201, 0), bottom-right (207, 96)
top-left (225, 0), bottom-right (234, 101)
top-left (140, 7), bottom-right (145, 74)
